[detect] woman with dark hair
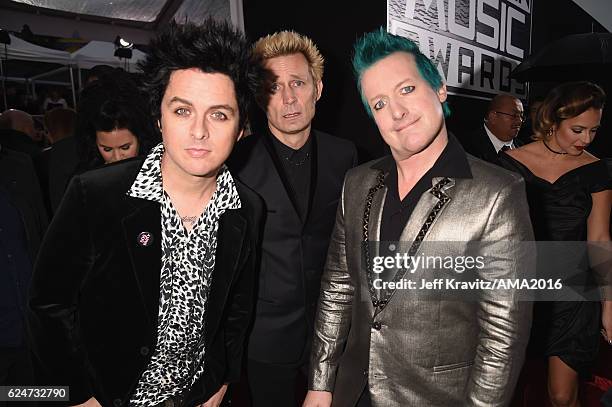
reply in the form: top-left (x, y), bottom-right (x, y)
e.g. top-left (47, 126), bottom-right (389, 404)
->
top-left (76, 70), bottom-right (158, 170)
top-left (499, 81), bottom-right (612, 407)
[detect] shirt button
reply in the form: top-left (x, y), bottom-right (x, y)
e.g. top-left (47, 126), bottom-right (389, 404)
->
top-left (139, 346), bottom-right (150, 356)
top-left (363, 369), bottom-right (368, 376)
top-left (372, 321), bottom-right (382, 330)
top-left (113, 399), bottom-right (122, 407)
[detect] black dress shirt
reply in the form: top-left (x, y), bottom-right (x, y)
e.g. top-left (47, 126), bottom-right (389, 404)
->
top-left (373, 135), bottom-right (472, 293)
top-left (376, 134), bottom-right (472, 244)
top-left (270, 134), bottom-right (312, 220)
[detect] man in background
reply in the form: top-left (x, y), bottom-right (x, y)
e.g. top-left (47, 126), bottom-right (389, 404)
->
top-left (228, 31), bottom-right (357, 406)
top-left (461, 94), bottom-right (525, 165)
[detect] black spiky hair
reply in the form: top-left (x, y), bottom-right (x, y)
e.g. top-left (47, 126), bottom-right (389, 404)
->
top-left (139, 19), bottom-right (261, 130)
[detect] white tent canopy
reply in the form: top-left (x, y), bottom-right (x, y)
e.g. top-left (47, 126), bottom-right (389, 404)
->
top-left (70, 41), bottom-right (147, 70)
top-left (2, 33), bottom-right (71, 64)
top-left (0, 33), bottom-right (74, 109)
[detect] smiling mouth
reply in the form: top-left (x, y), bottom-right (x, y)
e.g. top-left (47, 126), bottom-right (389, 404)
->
top-left (394, 118), bottom-right (419, 132)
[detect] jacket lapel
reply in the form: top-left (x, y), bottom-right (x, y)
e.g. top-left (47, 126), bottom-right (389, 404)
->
top-left (205, 208), bottom-right (248, 342)
top-left (121, 198), bottom-right (162, 329)
top-left (303, 131), bottom-right (318, 224)
top-left (376, 177), bottom-right (455, 312)
top-left (362, 169), bottom-right (387, 310)
top-left (260, 132), bottom-right (303, 221)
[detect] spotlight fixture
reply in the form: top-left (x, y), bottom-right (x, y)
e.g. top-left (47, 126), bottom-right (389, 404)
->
top-left (119, 38), bottom-right (133, 48)
top-left (114, 35), bottom-right (133, 49)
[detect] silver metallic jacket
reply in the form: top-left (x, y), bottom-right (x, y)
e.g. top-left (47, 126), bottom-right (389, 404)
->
top-left (309, 155), bottom-right (534, 407)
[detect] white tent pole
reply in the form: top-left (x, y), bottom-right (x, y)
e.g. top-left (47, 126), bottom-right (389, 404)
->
top-left (230, 0), bottom-right (245, 32)
top-left (30, 66), bottom-right (69, 81)
top-left (69, 66), bottom-right (76, 108)
top-left (2, 77), bottom-right (71, 86)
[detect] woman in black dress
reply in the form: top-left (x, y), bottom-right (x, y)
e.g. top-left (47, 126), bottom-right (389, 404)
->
top-left (499, 81), bottom-right (612, 407)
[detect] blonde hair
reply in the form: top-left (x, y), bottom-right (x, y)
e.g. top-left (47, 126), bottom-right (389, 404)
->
top-left (253, 31), bottom-right (324, 83)
top-left (533, 81), bottom-right (605, 141)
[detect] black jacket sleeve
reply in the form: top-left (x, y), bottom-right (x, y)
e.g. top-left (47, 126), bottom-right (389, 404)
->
top-left (27, 175), bottom-right (96, 404)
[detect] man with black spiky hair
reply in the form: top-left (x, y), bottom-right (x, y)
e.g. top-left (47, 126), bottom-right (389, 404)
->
top-left (28, 19), bottom-right (262, 407)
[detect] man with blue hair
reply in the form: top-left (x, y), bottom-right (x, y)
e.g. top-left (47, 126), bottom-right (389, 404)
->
top-left (303, 28), bottom-right (534, 407)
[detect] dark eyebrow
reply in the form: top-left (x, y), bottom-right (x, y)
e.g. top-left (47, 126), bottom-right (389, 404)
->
top-left (168, 96), bottom-right (193, 106)
top-left (210, 105), bottom-right (236, 114)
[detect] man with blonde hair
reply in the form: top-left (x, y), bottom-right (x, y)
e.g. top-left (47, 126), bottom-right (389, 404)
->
top-left (228, 31), bottom-right (357, 406)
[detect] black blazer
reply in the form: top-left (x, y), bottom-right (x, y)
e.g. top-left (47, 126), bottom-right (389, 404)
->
top-left (460, 126), bottom-right (524, 165)
top-left (228, 130), bottom-right (357, 364)
top-left (34, 136), bottom-right (80, 216)
top-left (27, 157), bottom-right (263, 407)
top-left (0, 147), bottom-right (48, 347)
top-left (0, 147), bottom-right (48, 259)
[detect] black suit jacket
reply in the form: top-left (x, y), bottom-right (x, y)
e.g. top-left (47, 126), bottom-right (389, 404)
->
top-left (228, 130), bottom-right (357, 364)
top-left (27, 157), bottom-right (263, 406)
top-left (34, 136), bottom-right (80, 216)
top-left (460, 126), bottom-right (524, 165)
top-left (0, 147), bottom-right (48, 259)
top-left (0, 129), bottom-right (41, 157)
top-left (0, 147), bottom-right (48, 347)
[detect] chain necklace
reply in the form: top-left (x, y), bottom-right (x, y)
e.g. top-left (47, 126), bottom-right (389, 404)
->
top-left (181, 215), bottom-right (198, 224)
top-left (284, 152), bottom-right (310, 166)
top-left (160, 153), bottom-right (202, 225)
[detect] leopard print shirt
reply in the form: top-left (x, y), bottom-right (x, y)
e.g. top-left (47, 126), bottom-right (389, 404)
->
top-left (127, 143), bottom-right (241, 406)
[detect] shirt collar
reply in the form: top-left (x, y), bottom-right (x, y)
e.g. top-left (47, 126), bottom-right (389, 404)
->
top-left (269, 129), bottom-right (313, 159)
top-left (371, 133), bottom-right (472, 180)
top-left (127, 142), bottom-right (241, 210)
top-left (484, 123), bottom-right (514, 152)
top-left (127, 143), bottom-right (164, 202)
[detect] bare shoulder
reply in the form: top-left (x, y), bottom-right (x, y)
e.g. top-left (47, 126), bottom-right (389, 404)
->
top-left (580, 151), bottom-right (599, 165)
top-left (506, 142), bottom-right (540, 166)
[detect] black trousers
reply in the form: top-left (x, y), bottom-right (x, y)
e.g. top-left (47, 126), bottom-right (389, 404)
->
top-left (247, 358), bottom-right (308, 407)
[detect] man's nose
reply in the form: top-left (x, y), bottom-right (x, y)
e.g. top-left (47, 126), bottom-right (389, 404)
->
top-left (282, 87), bottom-right (297, 105)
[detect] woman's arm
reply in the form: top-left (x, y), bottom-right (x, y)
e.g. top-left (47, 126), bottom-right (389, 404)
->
top-left (587, 189), bottom-right (612, 343)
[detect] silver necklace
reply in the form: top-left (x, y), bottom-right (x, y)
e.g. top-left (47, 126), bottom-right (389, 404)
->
top-left (181, 215), bottom-right (198, 224)
top-left (284, 152), bottom-right (310, 166)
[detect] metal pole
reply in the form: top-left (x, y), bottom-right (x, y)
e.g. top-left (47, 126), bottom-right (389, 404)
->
top-left (0, 58), bottom-right (7, 111)
top-left (1, 44), bottom-right (7, 111)
top-left (30, 66), bottom-right (69, 81)
top-left (69, 66), bottom-right (76, 109)
top-left (78, 67), bottom-right (82, 92)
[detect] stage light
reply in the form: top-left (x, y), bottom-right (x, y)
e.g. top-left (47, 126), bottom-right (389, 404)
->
top-left (114, 35), bottom-right (133, 49)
